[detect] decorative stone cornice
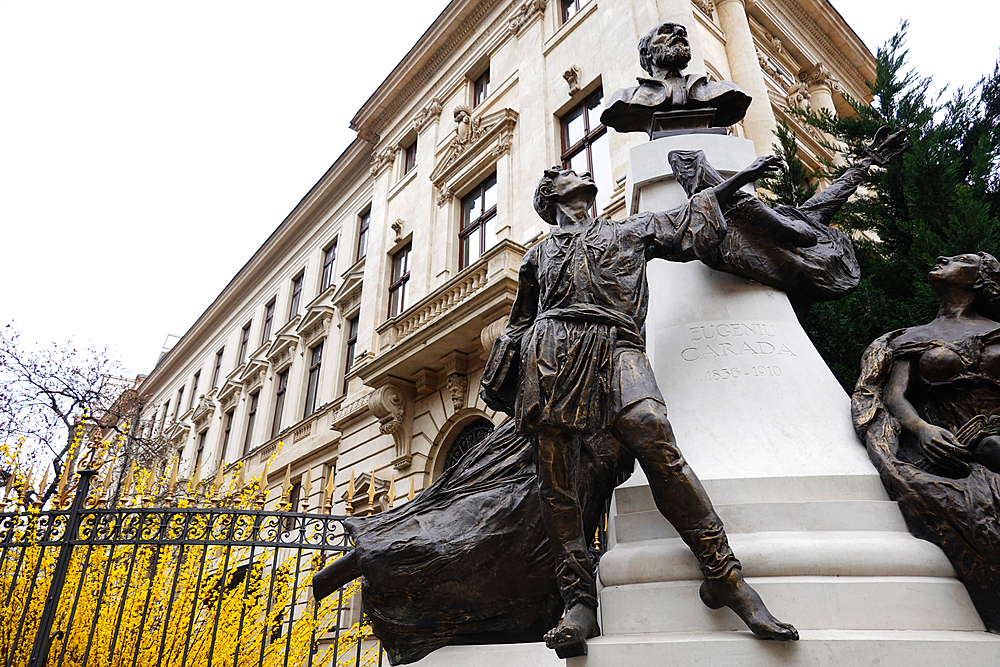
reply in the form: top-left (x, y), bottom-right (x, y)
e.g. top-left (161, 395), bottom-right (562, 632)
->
top-left (296, 305), bottom-right (334, 349)
top-left (191, 395), bottom-right (216, 431)
top-left (370, 146), bottom-right (398, 177)
top-left (368, 382), bottom-right (413, 469)
top-left (330, 392), bottom-right (372, 430)
top-left (430, 108), bottom-right (518, 206)
top-left (508, 0), bottom-right (547, 37)
top-left (332, 268), bottom-right (364, 315)
top-left (413, 97), bottom-right (443, 133)
top-left (692, 0), bottom-right (715, 16)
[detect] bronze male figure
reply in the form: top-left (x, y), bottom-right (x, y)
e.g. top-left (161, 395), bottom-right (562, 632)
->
top-left (481, 160), bottom-right (799, 658)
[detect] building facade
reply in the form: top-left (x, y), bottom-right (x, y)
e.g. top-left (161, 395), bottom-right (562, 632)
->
top-left (133, 0), bottom-right (874, 512)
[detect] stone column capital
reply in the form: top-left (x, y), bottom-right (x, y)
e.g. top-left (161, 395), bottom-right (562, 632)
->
top-left (714, 0), bottom-right (746, 7)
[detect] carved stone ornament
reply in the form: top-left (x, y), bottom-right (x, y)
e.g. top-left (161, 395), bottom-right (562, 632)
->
top-left (757, 48), bottom-right (779, 80)
top-left (430, 108), bottom-right (518, 207)
top-left (413, 97), bottom-right (444, 133)
top-left (370, 146), bottom-right (398, 177)
top-left (801, 63), bottom-right (837, 90)
top-left (369, 383), bottom-right (412, 469)
top-left (447, 373), bottom-right (469, 411)
top-left (785, 82), bottom-right (810, 109)
top-left (453, 106), bottom-right (475, 146)
top-left (480, 315), bottom-right (509, 359)
top-left (391, 219), bottom-right (404, 243)
top-left (508, 0), bottom-right (547, 37)
top-left (436, 185), bottom-right (454, 206)
top-left (563, 65), bottom-right (581, 97)
top-left (692, 0), bottom-right (715, 15)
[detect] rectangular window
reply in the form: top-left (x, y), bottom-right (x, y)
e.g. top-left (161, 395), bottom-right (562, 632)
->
top-left (212, 348), bottom-right (225, 388)
top-left (195, 430), bottom-right (207, 473)
top-left (222, 408), bottom-right (235, 457)
top-left (288, 273), bottom-right (303, 321)
top-left (304, 342), bottom-right (324, 417)
top-left (321, 241), bottom-right (338, 292)
top-left (271, 369), bottom-right (289, 439)
top-left (460, 173), bottom-right (498, 269)
top-left (261, 300), bottom-right (275, 345)
top-left (473, 67), bottom-right (491, 107)
top-left (284, 481), bottom-right (302, 527)
top-left (344, 316), bottom-right (359, 395)
top-left (238, 321), bottom-right (252, 365)
top-left (159, 400), bottom-right (170, 433)
top-left (189, 371), bottom-right (200, 410)
top-left (403, 139), bottom-right (417, 174)
top-left (388, 244), bottom-right (412, 318)
top-left (176, 387), bottom-right (185, 417)
top-left (561, 88), bottom-right (612, 216)
top-left (357, 209), bottom-right (370, 261)
top-left (561, 0), bottom-right (582, 22)
top-left (243, 391), bottom-right (260, 456)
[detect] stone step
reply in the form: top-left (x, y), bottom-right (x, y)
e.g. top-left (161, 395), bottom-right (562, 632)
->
top-left (613, 473), bottom-right (889, 516)
top-left (599, 530), bottom-right (955, 587)
top-left (598, 576), bottom-right (985, 635)
top-left (412, 642), bottom-right (562, 667)
top-left (613, 499), bottom-right (910, 543)
top-left (572, 629), bottom-right (1000, 667)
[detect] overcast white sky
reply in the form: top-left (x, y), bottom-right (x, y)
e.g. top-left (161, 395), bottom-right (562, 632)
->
top-left (1, 1), bottom-right (996, 376)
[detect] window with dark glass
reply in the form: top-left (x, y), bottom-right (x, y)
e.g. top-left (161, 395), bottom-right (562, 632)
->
top-left (460, 173), bottom-right (498, 269)
top-left (304, 342), bottom-right (324, 418)
top-left (261, 300), bottom-right (275, 345)
top-left (288, 273), bottom-right (303, 321)
top-left (473, 67), bottom-right (491, 107)
top-left (284, 481), bottom-right (302, 527)
top-left (195, 430), bottom-right (207, 473)
top-left (344, 316), bottom-right (359, 395)
top-left (159, 400), bottom-right (170, 433)
top-left (561, 0), bottom-right (583, 22)
top-left (222, 408), bottom-right (235, 457)
top-left (212, 348), bottom-right (225, 388)
top-left (388, 244), bottom-right (411, 318)
top-left (321, 241), bottom-right (338, 292)
top-left (357, 209), bottom-right (370, 261)
top-left (189, 371), bottom-right (200, 410)
top-left (243, 391), bottom-right (260, 456)
top-left (238, 321), bottom-right (252, 365)
top-left (271, 369), bottom-right (289, 439)
top-left (403, 139), bottom-right (417, 174)
top-left (561, 88), bottom-right (613, 216)
top-left (176, 387), bottom-right (185, 417)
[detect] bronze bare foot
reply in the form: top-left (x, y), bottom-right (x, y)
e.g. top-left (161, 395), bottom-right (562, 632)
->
top-left (699, 569), bottom-right (799, 641)
top-left (543, 602), bottom-right (601, 658)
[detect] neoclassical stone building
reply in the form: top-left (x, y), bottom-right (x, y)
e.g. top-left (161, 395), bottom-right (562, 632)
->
top-left (136, 0), bottom-right (874, 512)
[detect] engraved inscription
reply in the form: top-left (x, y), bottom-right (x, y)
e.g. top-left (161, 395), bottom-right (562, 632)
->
top-left (679, 322), bottom-right (796, 368)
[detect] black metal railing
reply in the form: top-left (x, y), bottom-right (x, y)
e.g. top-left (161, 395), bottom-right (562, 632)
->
top-left (0, 469), bottom-right (379, 667)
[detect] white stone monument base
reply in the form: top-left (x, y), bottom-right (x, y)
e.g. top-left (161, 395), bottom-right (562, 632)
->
top-left (579, 135), bottom-right (1000, 665)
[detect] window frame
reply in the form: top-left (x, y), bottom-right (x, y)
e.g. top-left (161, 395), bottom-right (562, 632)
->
top-left (304, 342), bottom-right (324, 418)
top-left (388, 243), bottom-right (412, 318)
top-left (222, 408), bottom-right (235, 457)
top-left (473, 67), bottom-right (491, 108)
top-left (560, 88), bottom-right (609, 218)
top-left (271, 369), bottom-right (289, 439)
top-left (261, 300), bottom-right (275, 345)
top-left (189, 371), bottom-right (200, 410)
top-left (243, 390), bottom-right (260, 457)
top-left (561, 0), bottom-right (583, 23)
top-left (288, 273), bottom-right (304, 321)
top-left (176, 387), bottom-right (185, 418)
top-left (343, 316), bottom-right (359, 395)
top-left (212, 348), bottom-right (225, 388)
top-left (356, 209), bottom-right (371, 261)
top-left (403, 139), bottom-right (417, 175)
top-left (321, 241), bottom-right (338, 292)
top-left (238, 321), bottom-right (252, 365)
top-left (459, 172), bottom-right (498, 269)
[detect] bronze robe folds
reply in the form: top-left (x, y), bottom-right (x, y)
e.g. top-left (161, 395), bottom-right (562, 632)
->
top-left (483, 191), bottom-right (726, 432)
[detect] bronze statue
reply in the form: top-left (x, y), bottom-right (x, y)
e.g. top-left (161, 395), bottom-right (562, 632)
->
top-left (668, 127), bottom-right (909, 316)
top-left (853, 252), bottom-right (1000, 633)
top-left (601, 22), bottom-right (751, 137)
top-left (314, 159), bottom-right (800, 663)
top-left (481, 160), bottom-right (798, 657)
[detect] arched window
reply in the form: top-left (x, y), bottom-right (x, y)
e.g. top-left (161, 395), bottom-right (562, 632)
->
top-left (443, 418), bottom-right (494, 472)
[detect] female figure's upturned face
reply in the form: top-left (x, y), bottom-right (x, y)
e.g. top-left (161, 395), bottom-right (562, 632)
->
top-left (929, 254), bottom-right (981, 288)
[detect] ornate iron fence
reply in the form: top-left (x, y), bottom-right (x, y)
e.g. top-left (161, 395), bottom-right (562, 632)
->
top-left (0, 469), bottom-right (380, 667)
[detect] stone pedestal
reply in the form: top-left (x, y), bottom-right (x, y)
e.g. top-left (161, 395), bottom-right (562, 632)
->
top-left (581, 134), bottom-right (1000, 666)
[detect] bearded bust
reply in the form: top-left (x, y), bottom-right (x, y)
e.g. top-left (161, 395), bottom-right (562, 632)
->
top-left (600, 23), bottom-right (751, 136)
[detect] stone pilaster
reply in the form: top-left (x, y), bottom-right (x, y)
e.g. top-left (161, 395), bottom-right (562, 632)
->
top-left (715, 0), bottom-right (777, 155)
